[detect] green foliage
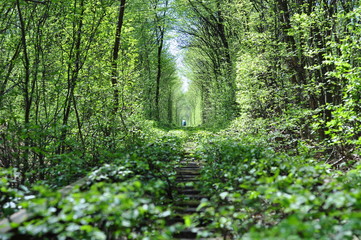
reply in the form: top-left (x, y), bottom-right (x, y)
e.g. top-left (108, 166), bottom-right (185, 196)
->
top-left (195, 136), bottom-right (361, 239)
top-left (16, 176), bottom-right (171, 239)
top-left (178, 0), bottom-right (239, 126)
top-left (2, 0), bottom-right (361, 238)
top-left (0, 169), bottom-right (25, 218)
top-left (220, 0), bottom-right (361, 161)
top-left (0, 0), bottom-right (182, 187)
top-left (3, 134), bottom-right (184, 239)
top-left (322, 6), bottom-right (361, 150)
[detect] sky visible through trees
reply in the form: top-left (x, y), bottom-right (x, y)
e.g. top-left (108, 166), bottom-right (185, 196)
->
top-left (168, 32), bottom-right (190, 93)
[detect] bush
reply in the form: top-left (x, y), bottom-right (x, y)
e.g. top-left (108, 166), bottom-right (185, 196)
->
top-left (195, 137), bottom-right (361, 239)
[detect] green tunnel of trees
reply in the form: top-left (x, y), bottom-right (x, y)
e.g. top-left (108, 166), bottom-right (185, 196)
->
top-left (2, 1), bottom-right (361, 239)
top-left (1, 0), bottom-right (361, 187)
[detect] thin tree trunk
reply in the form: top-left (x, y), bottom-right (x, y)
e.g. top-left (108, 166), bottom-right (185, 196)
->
top-left (59, 0), bottom-right (85, 153)
top-left (111, 0), bottom-right (126, 114)
top-left (16, 0), bottom-right (31, 182)
top-left (0, 43), bottom-right (21, 109)
top-left (167, 87), bottom-right (173, 124)
top-left (73, 94), bottom-right (85, 152)
top-left (155, 27), bottom-right (164, 121)
top-left (17, 0), bottom-right (31, 126)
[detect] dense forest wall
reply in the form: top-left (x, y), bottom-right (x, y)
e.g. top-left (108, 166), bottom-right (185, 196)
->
top-left (183, 0), bottom-right (361, 158)
top-left (0, 0), bottom-right (179, 185)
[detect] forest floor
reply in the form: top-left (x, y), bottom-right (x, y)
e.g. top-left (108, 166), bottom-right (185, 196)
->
top-left (1, 128), bottom-right (361, 239)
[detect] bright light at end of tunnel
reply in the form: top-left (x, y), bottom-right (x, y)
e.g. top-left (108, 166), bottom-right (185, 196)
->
top-left (169, 37), bottom-right (189, 93)
top-left (181, 76), bottom-right (189, 92)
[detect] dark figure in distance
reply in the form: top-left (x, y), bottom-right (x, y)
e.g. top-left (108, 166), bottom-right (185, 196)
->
top-left (182, 120), bottom-right (186, 127)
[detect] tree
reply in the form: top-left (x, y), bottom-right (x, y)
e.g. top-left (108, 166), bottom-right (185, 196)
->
top-left (111, 0), bottom-right (126, 115)
top-left (177, 0), bottom-right (238, 126)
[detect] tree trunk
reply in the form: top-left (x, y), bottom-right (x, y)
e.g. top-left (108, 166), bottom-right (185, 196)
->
top-left (155, 27), bottom-right (164, 121)
top-left (59, 0), bottom-right (85, 154)
top-left (111, 0), bottom-right (126, 114)
top-left (16, 0), bottom-right (31, 181)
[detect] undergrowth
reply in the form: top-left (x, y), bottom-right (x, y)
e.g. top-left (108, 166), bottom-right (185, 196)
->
top-left (2, 126), bottom-right (361, 239)
top-left (0, 134), bottom-right (184, 240)
top-left (194, 133), bottom-right (361, 239)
